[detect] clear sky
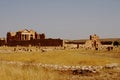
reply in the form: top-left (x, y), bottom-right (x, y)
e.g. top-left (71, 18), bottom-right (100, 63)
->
top-left (0, 0), bottom-right (120, 39)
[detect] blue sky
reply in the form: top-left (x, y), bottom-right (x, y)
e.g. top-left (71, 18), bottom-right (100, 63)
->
top-left (0, 0), bottom-right (120, 39)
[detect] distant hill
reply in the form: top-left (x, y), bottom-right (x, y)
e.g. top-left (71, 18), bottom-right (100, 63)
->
top-left (65, 38), bottom-right (120, 44)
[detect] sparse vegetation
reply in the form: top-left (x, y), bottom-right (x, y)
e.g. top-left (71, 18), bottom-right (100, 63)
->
top-left (0, 46), bottom-right (120, 80)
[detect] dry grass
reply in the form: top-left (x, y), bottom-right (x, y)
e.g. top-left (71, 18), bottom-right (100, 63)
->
top-left (0, 63), bottom-right (120, 80)
top-left (0, 63), bottom-right (71, 80)
top-left (0, 49), bottom-right (120, 66)
top-left (0, 47), bottom-right (120, 80)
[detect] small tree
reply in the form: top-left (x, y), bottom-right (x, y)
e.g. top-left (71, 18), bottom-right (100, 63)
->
top-left (113, 41), bottom-right (119, 47)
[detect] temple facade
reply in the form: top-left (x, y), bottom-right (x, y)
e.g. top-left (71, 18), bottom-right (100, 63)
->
top-left (6, 29), bottom-right (63, 46)
top-left (7, 29), bottom-right (45, 42)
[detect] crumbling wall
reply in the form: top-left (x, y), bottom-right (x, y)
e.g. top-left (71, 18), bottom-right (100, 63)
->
top-left (0, 39), bottom-right (6, 46)
top-left (85, 34), bottom-right (101, 49)
top-left (7, 39), bottom-right (63, 47)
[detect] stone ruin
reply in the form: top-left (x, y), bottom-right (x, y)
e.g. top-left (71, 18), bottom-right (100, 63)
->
top-left (7, 29), bottom-right (45, 42)
top-left (85, 34), bottom-right (101, 50)
top-left (6, 29), bottom-right (63, 47)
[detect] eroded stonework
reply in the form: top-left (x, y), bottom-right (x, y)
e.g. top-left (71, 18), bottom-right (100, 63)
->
top-left (85, 34), bottom-right (101, 49)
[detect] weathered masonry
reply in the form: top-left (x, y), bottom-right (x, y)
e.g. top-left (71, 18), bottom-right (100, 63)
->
top-left (6, 29), bottom-right (63, 47)
top-left (7, 29), bottom-right (45, 42)
top-left (85, 34), bottom-right (101, 49)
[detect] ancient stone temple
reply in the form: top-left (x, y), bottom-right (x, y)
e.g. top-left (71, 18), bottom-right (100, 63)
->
top-left (85, 34), bottom-right (101, 49)
top-left (7, 29), bottom-right (45, 42)
top-left (6, 29), bottom-right (63, 46)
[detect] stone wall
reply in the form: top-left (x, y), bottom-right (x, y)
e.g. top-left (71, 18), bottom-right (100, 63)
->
top-left (0, 39), bottom-right (6, 46)
top-left (7, 39), bottom-right (63, 47)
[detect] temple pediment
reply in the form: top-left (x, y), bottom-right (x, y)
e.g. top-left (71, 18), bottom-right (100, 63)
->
top-left (7, 29), bottom-right (45, 41)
